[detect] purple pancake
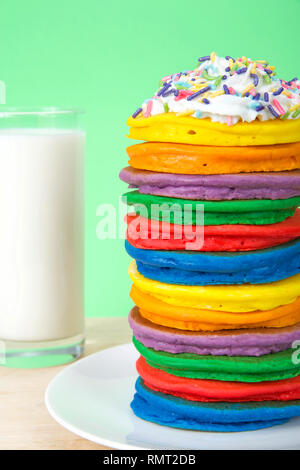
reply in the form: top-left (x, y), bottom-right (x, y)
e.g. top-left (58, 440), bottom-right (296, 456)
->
top-left (119, 167), bottom-right (300, 200)
top-left (129, 307), bottom-right (300, 357)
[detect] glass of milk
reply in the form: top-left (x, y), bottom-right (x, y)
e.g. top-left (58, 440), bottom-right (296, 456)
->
top-left (0, 108), bottom-right (85, 367)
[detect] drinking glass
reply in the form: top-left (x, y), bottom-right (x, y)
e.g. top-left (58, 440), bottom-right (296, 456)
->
top-left (0, 108), bottom-right (85, 367)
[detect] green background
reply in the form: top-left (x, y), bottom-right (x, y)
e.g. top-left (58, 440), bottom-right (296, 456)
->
top-left (0, 0), bottom-right (299, 318)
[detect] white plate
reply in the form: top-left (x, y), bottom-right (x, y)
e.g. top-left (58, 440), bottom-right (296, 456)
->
top-left (45, 343), bottom-right (300, 450)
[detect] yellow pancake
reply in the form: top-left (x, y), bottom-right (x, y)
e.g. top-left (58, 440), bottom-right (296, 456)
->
top-left (131, 286), bottom-right (300, 331)
top-left (127, 114), bottom-right (300, 147)
top-left (128, 261), bottom-right (300, 313)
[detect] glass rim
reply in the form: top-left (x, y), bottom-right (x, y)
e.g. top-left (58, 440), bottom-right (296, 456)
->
top-left (0, 107), bottom-right (85, 118)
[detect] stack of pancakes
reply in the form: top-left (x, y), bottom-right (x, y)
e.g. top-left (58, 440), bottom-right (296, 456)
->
top-left (120, 54), bottom-right (300, 431)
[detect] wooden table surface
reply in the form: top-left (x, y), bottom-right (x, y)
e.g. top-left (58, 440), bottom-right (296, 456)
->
top-left (0, 317), bottom-right (131, 450)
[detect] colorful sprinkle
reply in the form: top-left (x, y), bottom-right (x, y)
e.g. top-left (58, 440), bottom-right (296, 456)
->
top-left (198, 55), bottom-right (210, 62)
top-left (157, 83), bottom-right (171, 96)
top-left (132, 107), bottom-right (142, 118)
top-left (210, 90), bottom-right (225, 98)
top-left (175, 84), bottom-right (191, 90)
top-left (223, 84), bottom-right (230, 94)
top-left (250, 63), bottom-right (257, 74)
top-left (175, 90), bottom-right (193, 101)
top-left (272, 99), bottom-right (285, 115)
top-left (144, 100), bottom-right (153, 118)
top-left (242, 84), bottom-right (255, 94)
top-left (273, 87), bottom-right (284, 96)
top-left (162, 88), bottom-right (176, 97)
top-left (267, 104), bottom-right (280, 118)
top-left (289, 103), bottom-right (300, 112)
top-left (236, 67), bottom-right (247, 74)
top-left (231, 63), bottom-right (239, 73)
top-left (193, 82), bottom-right (211, 91)
top-left (264, 92), bottom-right (269, 102)
top-left (281, 111), bottom-right (290, 120)
top-left (292, 109), bottom-right (300, 118)
top-left (263, 74), bottom-right (272, 84)
top-left (187, 86), bottom-right (210, 100)
top-left (202, 98), bottom-right (210, 104)
top-left (202, 70), bottom-right (218, 81)
top-left (175, 81), bottom-right (192, 88)
top-left (214, 75), bottom-right (223, 87)
top-left (256, 105), bottom-right (265, 112)
top-left (250, 73), bottom-right (259, 86)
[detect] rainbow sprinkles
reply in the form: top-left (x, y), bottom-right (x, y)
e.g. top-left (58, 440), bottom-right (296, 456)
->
top-left (132, 53), bottom-right (300, 126)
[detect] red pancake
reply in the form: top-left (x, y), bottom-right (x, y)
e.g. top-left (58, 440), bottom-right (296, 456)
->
top-left (137, 357), bottom-right (300, 402)
top-left (126, 209), bottom-right (300, 252)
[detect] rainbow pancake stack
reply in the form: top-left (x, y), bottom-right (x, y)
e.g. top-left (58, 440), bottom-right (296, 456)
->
top-left (120, 53), bottom-right (300, 431)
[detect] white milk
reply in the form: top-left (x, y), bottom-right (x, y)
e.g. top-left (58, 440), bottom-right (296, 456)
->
top-left (0, 129), bottom-right (85, 342)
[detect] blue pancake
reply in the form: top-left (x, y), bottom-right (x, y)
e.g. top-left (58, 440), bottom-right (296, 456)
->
top-left (131, 378), bottom-right (300, 432)
top-left (125, 238), bottom-right (300, 285)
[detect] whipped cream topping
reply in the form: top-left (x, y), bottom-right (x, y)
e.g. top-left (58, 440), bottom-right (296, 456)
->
top-left (132, 54), bottom-right (300, 125)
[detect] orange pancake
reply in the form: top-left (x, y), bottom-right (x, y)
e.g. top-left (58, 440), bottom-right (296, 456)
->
top-left (127, 141), bottom-right (300, 175)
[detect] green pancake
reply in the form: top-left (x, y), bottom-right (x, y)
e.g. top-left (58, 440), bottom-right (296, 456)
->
top-left (133, 337), bottom-right (300, 383)
top-left (123, 191), bottom-right (300, 225)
